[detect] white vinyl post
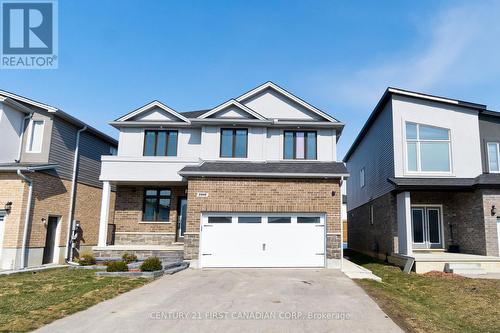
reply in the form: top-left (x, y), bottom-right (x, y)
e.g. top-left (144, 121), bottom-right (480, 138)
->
top-left (98, 181), bottom-right (111, 247)
top-left (397, 191), bottom-right (412, 255)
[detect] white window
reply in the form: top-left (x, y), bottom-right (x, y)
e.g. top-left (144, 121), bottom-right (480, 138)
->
top-left (487, 142), bottom-right (500, 173)
top-left (26, 120), bottom-right (44, 153)
top-left (405, 122), bottom-right (451, 173)
top-left (360, 167), bottom-right (365, 188)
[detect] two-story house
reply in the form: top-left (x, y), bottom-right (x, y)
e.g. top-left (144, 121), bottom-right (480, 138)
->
top-left (344, 88), bottom-right (500, 273)
top-left (0, 90), bottom-right (117, 270)
top-left (96, 82), bottom-right (348, 268)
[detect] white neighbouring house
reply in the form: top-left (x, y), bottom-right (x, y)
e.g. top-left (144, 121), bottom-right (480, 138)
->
top-left (97, 82), bottom-right (348, 268)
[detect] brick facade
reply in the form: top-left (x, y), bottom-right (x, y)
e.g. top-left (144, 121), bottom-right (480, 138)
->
top-left (0, 171), bottom-right (114, 268)
top-left (111, 185), bottom-right (187, 245)
top-left (185, 177), bottom-right (342, 260)
top-left (348, 189), bottom-right (500, 258)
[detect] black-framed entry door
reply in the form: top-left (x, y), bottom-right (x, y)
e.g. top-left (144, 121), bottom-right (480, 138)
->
top-left (43, 216), bottom-right (60, 264)
top-left (411, 206), bottom-right (443, 249)
top-left (177, 197), bottom-right (187, 242)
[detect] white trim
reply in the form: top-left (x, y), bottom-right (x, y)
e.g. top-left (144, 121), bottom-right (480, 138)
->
top-left (360, 167), bottom-right (365, 188)
top-left (486, 142), bottom-right (500, 173)
top-left (235, 82), bottom-right (339, 123)
top-left (25, 119), bottom-right (45, 153)
top-left (403, 121), bottom-right (452, 175)
top-left (410, 204), bottom-right (445, 250)
top-left (197, 99), bottom-right (266, 120)
top-left (116, 101), bottom-right (191, 123)
top-left (0, 90), bottom-right (58, 112)
top-left (0, 213), bottom-right (5, 265)
top-left (51, 216), bottom-right (62, 264)
top-left (0, 96), bottom-right (33, 114)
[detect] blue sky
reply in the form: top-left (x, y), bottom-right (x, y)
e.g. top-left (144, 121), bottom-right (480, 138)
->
top-left (1, 0), bottom-right (500, 157)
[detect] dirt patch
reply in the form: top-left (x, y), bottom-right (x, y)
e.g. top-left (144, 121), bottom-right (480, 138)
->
top-left (421, 270), bottom-right (467, 279)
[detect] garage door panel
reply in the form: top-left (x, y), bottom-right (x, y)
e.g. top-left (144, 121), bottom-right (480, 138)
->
top-left (200, 214), bottom-right (325, 268)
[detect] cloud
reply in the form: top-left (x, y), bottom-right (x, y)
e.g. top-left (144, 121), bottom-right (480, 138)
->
top-left (318, 1), bottom-right (500, 111)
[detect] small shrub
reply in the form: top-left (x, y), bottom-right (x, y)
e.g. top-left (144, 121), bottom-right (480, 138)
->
top-left (140, 257), bottom-right (162, 272)
top-left (122, 252), bottom-right (138, 264)
top-left (78, 253), bottom-right (96, 266)
top-left (106, 261), bottom-right (129, 272)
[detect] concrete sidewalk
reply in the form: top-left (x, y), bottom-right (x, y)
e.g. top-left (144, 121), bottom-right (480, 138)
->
top-left (35, 269), bottom-right (402, 333)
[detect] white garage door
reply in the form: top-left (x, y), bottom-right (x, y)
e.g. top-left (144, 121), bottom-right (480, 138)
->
top-left (200, 213), bottom-right (326, 268)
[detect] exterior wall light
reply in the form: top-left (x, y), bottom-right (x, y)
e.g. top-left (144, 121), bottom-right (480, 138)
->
top-left (492, 205), bottom-right (497, 216)
top-left (4, 201), bottom-right (12, 213)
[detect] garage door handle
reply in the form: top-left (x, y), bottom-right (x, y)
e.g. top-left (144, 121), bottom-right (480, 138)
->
top-left (315, 225), bottom-right (325, 227)
top-left (316, 253), bottom-right (325, 255)
top-left (202, 253), bottom-right (212, 256)
top-left (203, 225), bottom-right (213, 228)
top-left (262, 243), bottom-right (266, 251)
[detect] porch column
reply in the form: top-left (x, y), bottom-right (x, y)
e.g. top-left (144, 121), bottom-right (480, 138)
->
top-left (98, 181), bottom-right (111, 247)
top-left (397, 191), bottom-right (412, 255)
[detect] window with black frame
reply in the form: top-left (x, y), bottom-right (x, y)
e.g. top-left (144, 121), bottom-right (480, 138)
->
top-left (220, 128), bottom-right (248, 158)
top-left (143, 130), bottom-right (178, 156)
top-left (143, 189), bottom-right (171, 221)
top-left (283, 130), bottom-right (317, 159)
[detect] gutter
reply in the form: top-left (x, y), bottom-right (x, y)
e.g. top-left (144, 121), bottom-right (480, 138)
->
top-left (65, 126), bottom-right (87, 261)
top-left (17, 169), bottom-right (34, 269)
top-left (15, 112), bottom-right (33, 163)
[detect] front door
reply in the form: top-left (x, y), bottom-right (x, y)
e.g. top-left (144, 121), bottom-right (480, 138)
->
top-left (411, 207), bottom-right (443, 249)
top-left (176, 197), bottom-right (187, 242)
top-left (42, 216), bottom-right (59, 264)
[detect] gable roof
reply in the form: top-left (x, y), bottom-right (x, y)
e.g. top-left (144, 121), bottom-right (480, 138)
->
top-left (235, 81), bottom-right (340, 123)
top-left (0, 89), bottom-right (117, 146)
top-left (197, 99), bottom-right (266, 120)
top-left (115, 100), bottom-right (190, 123)
top-left (343, 87), bottom-right (487, 162)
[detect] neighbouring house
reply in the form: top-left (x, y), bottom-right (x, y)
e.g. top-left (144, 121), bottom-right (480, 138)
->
top-left (96, 82), bottom-right (348, 268)
top-left (344, 88), bottom-right (500, 273)
top-left (0, 90), bottom-right (117, 270)
top-left (342, 194), bottom-right (347, 247)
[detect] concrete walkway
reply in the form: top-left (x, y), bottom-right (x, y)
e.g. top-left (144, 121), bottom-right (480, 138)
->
top-left (342, 259), bottom-right (382, 282)
top-left (35, 269), bottom-right (402, 333)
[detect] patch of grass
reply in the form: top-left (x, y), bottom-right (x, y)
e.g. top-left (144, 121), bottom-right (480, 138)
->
top-left (345, 250), bottom-right (500, 333)
top-left (0, 268), bottom-right (149, 332)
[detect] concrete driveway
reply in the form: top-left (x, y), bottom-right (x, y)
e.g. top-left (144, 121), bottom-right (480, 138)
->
top-left (35, 269), bottom-right (402, 333)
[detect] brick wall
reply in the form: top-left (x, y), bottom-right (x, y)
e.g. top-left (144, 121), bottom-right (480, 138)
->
top-left (185, 177), bottom-right (342, 260)
top-left (481, 190), bottom-right (500, 256)
top-left (112, 185), bottom-right (187, 243)
top-left (348, 192), bottom-right (398, 259)
top-left (0, 171), bottom-right (113, 254)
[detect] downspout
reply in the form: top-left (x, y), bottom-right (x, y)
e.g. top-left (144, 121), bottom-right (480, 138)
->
top-left (65, 126), bottom-right (87, 262)
top-left (17, 169), bottom-right (34, 269)
top-left (340, 176), bottom-right (344, 272)
top-left (15, 113), bottom-right (33, 163)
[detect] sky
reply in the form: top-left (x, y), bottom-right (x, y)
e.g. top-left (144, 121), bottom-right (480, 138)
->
top-left (1, 0), bottom-right (500, 158)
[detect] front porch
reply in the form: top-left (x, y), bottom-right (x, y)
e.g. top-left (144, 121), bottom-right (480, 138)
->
top-left (390, 251), bottom-right (500, 274)
top-left (393, 189), bottom-right (500, 273)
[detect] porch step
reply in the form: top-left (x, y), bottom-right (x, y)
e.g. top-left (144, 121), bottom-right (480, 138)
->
top-left (445, 263), bottom-right (487, 275)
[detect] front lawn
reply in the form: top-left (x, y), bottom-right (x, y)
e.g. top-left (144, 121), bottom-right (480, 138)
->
top-left (346, 250), bottom-right (500, 333)
top-left (0, 268), bottom-right (149, 332)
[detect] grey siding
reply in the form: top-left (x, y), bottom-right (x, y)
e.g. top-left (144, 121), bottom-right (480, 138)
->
top-left (346, 101), bottom-right (395, 210)
top-left (78, 131), bottom-right (114, 187)
top-left (479, 114), bottom-right (500, 173)
top-left (48, 116), bottom-right (115, 188)
top-left (48, 116), bottom-right (77, 180)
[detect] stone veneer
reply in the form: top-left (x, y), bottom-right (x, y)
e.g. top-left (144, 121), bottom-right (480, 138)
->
top-left (185, 177), bottom-right (342, 261)
top-left (111, 185), bottom-right (187, 245)
top-left (348, 189), bottom-right (500, 258)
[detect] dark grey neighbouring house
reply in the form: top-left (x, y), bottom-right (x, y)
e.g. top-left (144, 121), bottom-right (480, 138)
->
top-left (0, 89), bottom-right (117, 270)
top-left (344, 88), bottom-right (500, 274)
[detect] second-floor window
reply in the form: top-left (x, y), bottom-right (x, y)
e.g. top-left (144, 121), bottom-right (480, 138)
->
top-left (26, 120), bottom-right (44, 153)
top-left (284, 131), bottom-right (317, 160)
top-left (143, 130), bottom-right (178, 156)
top-left (487, 142), bottom-right (500, 173)
top-left (220, 128), bottom-right (248, 158)
top-left (405, 122), bottom-right (451, 173)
